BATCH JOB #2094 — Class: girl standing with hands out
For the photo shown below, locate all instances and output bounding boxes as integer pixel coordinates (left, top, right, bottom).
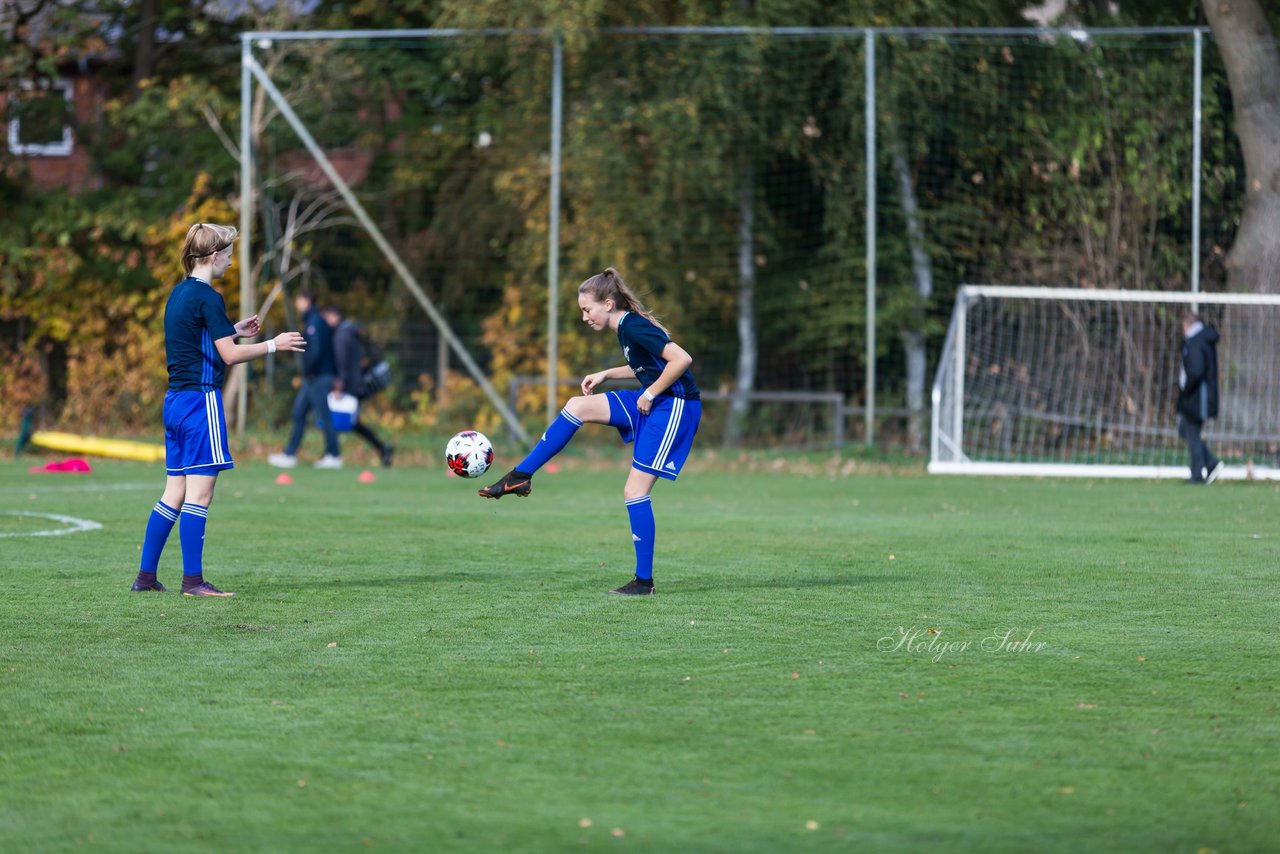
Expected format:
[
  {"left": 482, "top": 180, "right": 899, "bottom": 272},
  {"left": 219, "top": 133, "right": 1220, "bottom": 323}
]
[
  {"left": 479, "top": 268, "right": 701, "bottom": 595},
  {"left": 130, "top": 223, "right": 306, "bottom": 597}
]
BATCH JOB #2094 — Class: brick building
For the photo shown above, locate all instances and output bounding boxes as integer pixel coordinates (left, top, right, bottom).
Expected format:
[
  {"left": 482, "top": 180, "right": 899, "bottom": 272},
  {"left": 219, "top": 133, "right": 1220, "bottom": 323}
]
[{"left": 5, "top": 63, "right": 108, "bottom": 193}]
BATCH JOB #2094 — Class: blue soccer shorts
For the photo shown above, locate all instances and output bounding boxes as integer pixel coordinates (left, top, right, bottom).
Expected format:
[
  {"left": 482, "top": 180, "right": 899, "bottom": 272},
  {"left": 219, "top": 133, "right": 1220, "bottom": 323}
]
[
  {"left": 164, "top": 390, "right": 234, "bottom": 476},
  {"left": 606, "top": 390, "right": 702, "bottom": 480}
]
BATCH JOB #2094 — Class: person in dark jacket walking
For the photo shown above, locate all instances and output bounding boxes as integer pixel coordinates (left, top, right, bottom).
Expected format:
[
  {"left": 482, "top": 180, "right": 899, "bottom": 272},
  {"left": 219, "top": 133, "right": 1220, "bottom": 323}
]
[
  {"left": 268, "top": 289, "right": 343, "bottom": 469},
  {"left": 1177, "top": 312, "right": 1223, "bottom": 484},
  {"left": 322, "top": 304, "right": 394, "bottom": 467}
]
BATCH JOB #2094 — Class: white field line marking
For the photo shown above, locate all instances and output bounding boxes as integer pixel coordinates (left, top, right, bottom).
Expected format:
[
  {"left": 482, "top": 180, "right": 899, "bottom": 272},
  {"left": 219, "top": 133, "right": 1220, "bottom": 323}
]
[{"left": 0, "top": 511, "right": 105, "bottom": 538}]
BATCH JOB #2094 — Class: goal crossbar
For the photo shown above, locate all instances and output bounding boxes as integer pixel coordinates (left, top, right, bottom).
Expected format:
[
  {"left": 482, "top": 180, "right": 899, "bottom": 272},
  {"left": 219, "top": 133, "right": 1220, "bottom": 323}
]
[{"left": 960, "top": 284, "right": 1280, "bottom": 305}]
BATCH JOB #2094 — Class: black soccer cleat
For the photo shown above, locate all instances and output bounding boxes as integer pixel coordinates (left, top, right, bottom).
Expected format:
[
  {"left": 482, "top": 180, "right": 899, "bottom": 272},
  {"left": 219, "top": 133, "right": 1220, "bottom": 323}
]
[
  {"left": 130, "top": 576, "right": 167, "bottom": 592},
  {"left": 182, "top": 580, "right": 236, "bottom": 597},
  {"left": 608, "top": 577, "right": 656, "bottom": 596},
  {"left": 478, "top": 469, "right": 533, "bottom": 499}
]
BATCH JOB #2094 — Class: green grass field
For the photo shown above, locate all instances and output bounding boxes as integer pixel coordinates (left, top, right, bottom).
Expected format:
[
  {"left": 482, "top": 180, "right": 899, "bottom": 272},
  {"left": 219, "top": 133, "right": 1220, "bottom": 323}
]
[{"left": 2, "top": 452, "right": 1277, "bottom": 851}]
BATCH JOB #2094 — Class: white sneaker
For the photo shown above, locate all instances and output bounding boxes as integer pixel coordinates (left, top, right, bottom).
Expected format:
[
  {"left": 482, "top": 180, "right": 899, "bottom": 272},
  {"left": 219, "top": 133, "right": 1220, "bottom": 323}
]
[
  {"left": 1206, "top": 460, "right": 1225, "bottom": 484},
  {"left": 314, "top": 454, "right": 343, "bottom": 469},
  {"left": 268, "top": 453, "right": 297, "bottom": 469}
]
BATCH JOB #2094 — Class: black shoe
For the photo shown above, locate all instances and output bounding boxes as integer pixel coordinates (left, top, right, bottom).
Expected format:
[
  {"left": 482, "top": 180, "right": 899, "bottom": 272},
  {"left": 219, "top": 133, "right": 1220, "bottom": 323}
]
[
  {"left": 380, "top": 444, "right": 395, "bottom": 468},
  {"left": 182, "top": 580, "right": 235, "bottom": 597},
  {"left": 608, "top": 577, "right": 656, "bottom": 595},
  {"left": 1184, "top": 478, "right": 1205, "bottom": 485},
  {"left": 478, "top": 469, "right": 532, "bottom": 499},
  {"left": 130, "top": 576, "right": 167, "bottom": 592}
]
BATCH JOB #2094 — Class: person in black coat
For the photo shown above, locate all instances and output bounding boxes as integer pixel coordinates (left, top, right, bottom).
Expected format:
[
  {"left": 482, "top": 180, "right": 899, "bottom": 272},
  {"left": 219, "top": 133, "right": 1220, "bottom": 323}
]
[{"left": 1177, "top": 312, "right": 1223, "bottom": 484}]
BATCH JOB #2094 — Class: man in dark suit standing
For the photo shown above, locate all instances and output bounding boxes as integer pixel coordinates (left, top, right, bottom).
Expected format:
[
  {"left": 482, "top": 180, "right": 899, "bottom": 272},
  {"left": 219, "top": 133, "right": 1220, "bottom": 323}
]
[{"left": 1177, "top": 312, "right": 1223, "bottom": 484}]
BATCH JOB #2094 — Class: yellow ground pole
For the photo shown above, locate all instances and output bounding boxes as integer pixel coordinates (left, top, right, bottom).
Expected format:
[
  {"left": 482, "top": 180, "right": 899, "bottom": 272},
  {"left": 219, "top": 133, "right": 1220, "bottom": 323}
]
[{"left": 30, "top": 431, "right": 166, "bottom": 462}]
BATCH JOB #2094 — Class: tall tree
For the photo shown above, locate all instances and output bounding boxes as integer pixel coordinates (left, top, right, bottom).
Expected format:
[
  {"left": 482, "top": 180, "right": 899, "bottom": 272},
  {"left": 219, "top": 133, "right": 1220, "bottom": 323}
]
[{"left": 1201, "top": 0, "right": 1280, "bottom": 293}]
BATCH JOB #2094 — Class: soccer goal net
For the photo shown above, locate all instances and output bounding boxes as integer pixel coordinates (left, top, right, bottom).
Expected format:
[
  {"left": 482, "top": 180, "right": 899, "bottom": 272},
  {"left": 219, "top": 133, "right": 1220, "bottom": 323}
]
[{"left": 930, "top": 286, "right": 1280, "bottom": 480}]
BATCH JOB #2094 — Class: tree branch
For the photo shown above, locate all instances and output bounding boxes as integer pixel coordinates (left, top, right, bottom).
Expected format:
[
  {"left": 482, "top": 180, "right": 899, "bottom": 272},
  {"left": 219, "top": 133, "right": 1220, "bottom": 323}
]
[{"left": 199, "top": 102, "right": 240, "bottom": 163}]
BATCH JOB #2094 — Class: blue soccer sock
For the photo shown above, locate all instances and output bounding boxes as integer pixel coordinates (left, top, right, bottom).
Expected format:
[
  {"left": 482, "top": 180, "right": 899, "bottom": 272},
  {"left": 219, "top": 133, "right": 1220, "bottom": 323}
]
[
  {"left": 516, "top": 409, "right": 583, "bottom": 474},
  {"left": 179, "top": 503, "right": 209, "bottom": 579},
  {"left": 626, "top": 495, "right": 656, "bottom": 581},
  {"left": 139, "top": 501, "right": 179, "bottom": 573}
]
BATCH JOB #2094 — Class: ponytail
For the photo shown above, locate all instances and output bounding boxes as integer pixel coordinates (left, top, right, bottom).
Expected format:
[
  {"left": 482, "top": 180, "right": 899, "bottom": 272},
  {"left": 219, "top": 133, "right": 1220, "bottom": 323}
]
[
  {"left": 180, "top": 223, "right": 238, "bottom": 274},
  {"left": 578, "top": 267, "right": 668, "bottom": 334}
]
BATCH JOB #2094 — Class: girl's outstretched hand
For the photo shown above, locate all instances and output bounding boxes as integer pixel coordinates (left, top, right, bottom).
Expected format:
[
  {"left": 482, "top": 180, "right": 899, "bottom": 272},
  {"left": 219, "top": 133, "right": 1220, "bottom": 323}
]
[{"left": 274, "top": 332, "right": 306, "bottom": 353}]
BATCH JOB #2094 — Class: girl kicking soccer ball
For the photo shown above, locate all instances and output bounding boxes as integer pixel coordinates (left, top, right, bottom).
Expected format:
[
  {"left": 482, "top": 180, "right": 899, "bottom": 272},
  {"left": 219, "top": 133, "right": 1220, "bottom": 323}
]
[{"left": 479, "top": 267, "right": 701, "bottom": 595}]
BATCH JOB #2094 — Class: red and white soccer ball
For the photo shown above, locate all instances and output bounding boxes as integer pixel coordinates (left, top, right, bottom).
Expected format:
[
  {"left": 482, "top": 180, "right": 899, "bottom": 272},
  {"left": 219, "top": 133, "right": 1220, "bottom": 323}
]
[{"left": 445, "top": 430, "right": 494, "bottom": 479}]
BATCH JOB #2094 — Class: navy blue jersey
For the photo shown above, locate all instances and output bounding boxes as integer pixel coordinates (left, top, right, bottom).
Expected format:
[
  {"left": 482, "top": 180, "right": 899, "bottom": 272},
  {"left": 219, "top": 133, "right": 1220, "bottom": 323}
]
[
  {"left": 616, "top": 311, "right": 700, "bottom": 400},
  {"left": 164, "top": 277, "right": 237, "bottom": 391}
]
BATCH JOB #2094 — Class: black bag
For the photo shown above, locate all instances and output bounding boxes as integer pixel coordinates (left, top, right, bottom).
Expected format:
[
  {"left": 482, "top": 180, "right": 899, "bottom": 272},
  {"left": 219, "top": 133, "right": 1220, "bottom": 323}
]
[
  {"left": 362, "top": 358, "right": 392, "bottom": 394},
  {"left": 351, "top": 324, "right": 392, "bottom": 395}
]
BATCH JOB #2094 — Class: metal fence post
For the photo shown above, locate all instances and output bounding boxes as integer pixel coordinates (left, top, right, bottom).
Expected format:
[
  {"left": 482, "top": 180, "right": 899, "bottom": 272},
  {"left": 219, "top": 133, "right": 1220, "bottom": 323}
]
[
  {"left": 238, "top": 36, "right": 254, "bottom": 436},
  {"left": 547, "top": 33, "right": 564, "bottom": 425},
  {"left": 1191, "top": 27, "right": 1203, "bottom": 306},
  {"left": 865, "top": 29, "right": 877, "bottom": 448}
]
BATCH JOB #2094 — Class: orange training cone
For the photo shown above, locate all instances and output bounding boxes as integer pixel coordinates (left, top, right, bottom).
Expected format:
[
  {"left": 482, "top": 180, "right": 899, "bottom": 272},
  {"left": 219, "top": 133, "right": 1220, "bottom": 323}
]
[
  {"left": 358, "top": 470, "right": 376, "bottom": 483},
  {"left": 275, "top": 472, "right": 293, "bottom": 485}
]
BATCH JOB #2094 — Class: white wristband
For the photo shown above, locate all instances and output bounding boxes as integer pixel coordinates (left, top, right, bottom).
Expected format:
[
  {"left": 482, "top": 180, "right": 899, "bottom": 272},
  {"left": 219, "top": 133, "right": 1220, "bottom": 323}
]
[
  {"left": 642, "top": 389, "right": 656, "bottom": 402},
  {"left": 266, "top": 339, "right": 276, "bottom": 354}
]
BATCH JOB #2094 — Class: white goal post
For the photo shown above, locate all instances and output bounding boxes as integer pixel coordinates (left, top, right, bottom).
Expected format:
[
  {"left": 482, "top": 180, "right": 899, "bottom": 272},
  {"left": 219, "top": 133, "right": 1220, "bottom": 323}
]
[{"left": 930, "top": 285, "right": 1280, "bottom": 480}]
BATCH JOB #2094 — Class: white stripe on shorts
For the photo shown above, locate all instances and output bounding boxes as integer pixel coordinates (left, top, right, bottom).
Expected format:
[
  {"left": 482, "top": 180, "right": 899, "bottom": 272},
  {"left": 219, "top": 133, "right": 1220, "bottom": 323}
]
[
  {"left": 204, "top": 391, "right": 225, "bottom": 465},
  {"left": 653, "top": 396, "right": 684, "bottom": 471}
]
